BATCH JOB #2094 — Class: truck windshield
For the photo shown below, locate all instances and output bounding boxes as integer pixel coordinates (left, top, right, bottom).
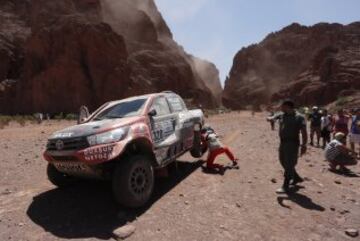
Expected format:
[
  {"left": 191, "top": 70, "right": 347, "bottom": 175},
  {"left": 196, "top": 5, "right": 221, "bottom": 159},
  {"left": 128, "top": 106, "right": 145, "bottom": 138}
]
[{"left": 93, "top": 98, "right": 147, "bottom": 121}]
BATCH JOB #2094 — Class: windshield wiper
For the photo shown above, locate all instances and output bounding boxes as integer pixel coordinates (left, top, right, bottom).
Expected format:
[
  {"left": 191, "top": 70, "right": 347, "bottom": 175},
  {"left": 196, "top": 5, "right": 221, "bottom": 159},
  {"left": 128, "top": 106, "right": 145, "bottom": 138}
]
[{"left": 93, "top": 115, "right": 123, "bottom": 121}]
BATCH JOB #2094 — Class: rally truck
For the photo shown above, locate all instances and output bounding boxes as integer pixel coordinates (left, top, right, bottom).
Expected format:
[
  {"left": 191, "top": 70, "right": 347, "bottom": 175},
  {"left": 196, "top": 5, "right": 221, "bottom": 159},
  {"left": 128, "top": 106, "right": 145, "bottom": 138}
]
[{"left": 43, "top": 91, "right": 205, "bottom": 208}]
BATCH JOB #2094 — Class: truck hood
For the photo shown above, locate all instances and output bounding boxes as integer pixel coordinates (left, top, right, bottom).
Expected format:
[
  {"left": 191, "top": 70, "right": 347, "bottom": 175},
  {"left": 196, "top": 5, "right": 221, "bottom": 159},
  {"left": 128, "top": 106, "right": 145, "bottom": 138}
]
[{"left": 49, "top": 116, "right": 144, "bottom": 139}]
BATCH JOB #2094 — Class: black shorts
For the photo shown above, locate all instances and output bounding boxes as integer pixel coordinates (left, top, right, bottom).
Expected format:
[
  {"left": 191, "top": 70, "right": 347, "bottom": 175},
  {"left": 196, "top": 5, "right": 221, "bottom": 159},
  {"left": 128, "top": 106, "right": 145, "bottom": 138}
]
[{"left": 321, "top": 129, "right": 331, "bottom": 138}]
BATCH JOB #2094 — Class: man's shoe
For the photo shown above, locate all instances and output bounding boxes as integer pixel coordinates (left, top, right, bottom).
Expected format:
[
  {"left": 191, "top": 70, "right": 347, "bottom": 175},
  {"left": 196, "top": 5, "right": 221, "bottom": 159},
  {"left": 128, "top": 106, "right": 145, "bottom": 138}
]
[
  {"left": 292, "top": 176, "right": 304, "bottom": 186},
  {"left": 328, "top": 163, "right": 337, "bottom": 172},
  {"left": 276, "top": 187, "right": 289, "bottom": 194},
  {"left": 339, "top": 166, "right": 351, "bottom": 173}
]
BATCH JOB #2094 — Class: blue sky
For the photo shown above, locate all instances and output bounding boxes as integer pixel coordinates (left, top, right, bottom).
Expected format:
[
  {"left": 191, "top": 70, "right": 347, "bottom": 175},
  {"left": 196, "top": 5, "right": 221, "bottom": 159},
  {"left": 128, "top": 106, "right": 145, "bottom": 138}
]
[{"left": 154, "top": 0, "right": 360, "bottom": 86}]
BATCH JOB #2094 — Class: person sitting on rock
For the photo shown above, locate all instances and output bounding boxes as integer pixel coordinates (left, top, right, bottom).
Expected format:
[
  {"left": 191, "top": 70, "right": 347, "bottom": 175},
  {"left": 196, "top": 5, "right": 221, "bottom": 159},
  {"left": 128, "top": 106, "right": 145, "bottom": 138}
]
[
  {"left": 201, "top": 126, "right": 238, "bottom": 170},
  {"left": 325, "top": 132, "right": 358, "bottom": 173}
]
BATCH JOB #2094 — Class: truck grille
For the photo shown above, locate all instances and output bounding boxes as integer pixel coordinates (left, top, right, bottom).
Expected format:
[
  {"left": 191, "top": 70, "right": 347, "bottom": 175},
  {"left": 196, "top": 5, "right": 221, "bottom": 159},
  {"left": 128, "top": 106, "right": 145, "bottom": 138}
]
[
  {"left": 47, "top": 137, "right": 89, "bottom": 151},
  {"left": 51, "top": 156, "right": 79, "bottom": 161}
]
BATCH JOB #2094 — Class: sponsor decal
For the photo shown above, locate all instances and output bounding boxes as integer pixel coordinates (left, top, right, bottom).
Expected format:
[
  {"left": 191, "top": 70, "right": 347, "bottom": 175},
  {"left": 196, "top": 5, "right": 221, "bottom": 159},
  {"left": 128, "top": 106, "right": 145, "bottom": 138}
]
[
  {"left": 53, "top": 162, "right": 96, "bottom": 175},
  {"left": 153, "top": 119, "right": 175, "bottom": 143},
  {"left": 84, "top": 145, "right": 115, "bottom": 161},
  {"left": 53, "top": 132, "right": 74, "bottom": 138}
]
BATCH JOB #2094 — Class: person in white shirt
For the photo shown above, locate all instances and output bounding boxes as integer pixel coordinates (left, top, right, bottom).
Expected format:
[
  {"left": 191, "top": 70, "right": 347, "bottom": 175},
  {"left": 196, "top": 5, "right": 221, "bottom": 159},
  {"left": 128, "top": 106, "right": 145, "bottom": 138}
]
[
  {"left": 320, "top": 109, "right": 333, "bottom": 149},
  {"left": 325, "top": 132, "right": 357, "bottom": 173},
  {"left": 78, "top": 105, "right": 90, "bottom": 124},
  {"left": 201, "top": 126, "right": 238, "bottom": 170}
]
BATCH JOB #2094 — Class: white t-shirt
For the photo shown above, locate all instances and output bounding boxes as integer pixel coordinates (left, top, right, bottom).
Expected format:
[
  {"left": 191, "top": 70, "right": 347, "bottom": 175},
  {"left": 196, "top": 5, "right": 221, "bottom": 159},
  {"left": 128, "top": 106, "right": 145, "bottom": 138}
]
[
  {"left": 206, "top": 133, "right": 223, "bottom": 151},
  {"left": 321, "top": 115, "right": 332, "bottom": 131},
  {"left": 325, "top": 139, "right": 342, "bottom": 161}
]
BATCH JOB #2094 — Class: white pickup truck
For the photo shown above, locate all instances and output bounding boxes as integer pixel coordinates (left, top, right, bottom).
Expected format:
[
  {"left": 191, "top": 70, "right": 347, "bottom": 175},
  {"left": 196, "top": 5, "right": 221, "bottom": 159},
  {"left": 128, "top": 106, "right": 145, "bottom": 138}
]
[{"left": 43, "top": 91, "right": 206, "bottom": 207}]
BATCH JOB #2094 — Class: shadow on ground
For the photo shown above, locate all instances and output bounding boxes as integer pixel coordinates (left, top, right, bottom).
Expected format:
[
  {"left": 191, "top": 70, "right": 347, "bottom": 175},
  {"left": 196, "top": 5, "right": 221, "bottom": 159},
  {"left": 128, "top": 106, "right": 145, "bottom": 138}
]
[
  {"left": 201, "top": 164, "right": 240, "bottom": 176},
  {"left": 27, "top": 160, "right": 202, "bottom": 240},
  {"left": 277, "top": 186, "right": 326, "bottom": 212},
  {"left": 329, "top": 169, "right": 360, "bottom": 178}
]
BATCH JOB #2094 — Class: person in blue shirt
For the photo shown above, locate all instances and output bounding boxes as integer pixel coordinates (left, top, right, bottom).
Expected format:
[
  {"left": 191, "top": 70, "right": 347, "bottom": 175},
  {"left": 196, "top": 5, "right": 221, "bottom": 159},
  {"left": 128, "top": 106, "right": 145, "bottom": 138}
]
[{"left": 349, "top": 108, "right": 360, "bottom": 158}]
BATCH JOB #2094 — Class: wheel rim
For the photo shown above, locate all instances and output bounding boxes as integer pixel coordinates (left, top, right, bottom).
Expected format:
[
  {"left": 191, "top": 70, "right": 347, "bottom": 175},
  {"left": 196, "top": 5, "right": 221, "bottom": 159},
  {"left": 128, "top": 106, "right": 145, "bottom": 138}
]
[{"left": 130, "top": 166, "right": 149, "bottom": 195}]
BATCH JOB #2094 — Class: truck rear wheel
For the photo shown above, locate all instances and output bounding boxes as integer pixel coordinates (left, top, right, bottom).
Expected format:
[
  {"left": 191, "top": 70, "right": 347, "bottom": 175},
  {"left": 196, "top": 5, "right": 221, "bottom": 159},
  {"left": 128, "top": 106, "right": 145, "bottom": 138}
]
[
  {"left": 47, "top": 163, "right": 76, "bottom": 187},
  {"left": 112, "top": 155, "right": 154, "bottom": 208}
]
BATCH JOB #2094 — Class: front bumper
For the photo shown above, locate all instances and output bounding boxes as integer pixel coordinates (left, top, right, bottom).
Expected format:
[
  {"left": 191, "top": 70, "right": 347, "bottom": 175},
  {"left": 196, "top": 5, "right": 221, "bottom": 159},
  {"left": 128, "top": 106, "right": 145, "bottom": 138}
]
[
  {"left": 43, "top": 140, "right": 127, "bottom": 177},
  {"left": 44, "top": 140, "right": 127, "bottom": 164}
]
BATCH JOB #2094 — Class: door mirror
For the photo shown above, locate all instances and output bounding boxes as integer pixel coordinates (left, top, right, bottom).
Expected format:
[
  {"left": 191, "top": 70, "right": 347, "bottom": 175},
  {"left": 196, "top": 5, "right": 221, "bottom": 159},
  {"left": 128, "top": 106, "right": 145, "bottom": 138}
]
[{"left": 148, "top": 109, "right": 157, "bottom": 117}]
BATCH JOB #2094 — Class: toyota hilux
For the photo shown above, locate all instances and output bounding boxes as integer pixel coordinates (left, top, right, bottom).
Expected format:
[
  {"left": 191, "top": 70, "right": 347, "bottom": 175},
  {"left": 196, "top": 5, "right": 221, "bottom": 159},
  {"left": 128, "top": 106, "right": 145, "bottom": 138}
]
[{"left": 43, "top": 91, "right": 205, "bottom": 207}]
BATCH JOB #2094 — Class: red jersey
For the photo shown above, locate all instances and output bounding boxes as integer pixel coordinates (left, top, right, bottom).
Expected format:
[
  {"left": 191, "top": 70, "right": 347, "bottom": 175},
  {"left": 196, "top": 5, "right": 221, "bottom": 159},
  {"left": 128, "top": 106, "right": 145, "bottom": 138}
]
[{"left": 334, "top": 115, "right": 349, "bottom": 135}]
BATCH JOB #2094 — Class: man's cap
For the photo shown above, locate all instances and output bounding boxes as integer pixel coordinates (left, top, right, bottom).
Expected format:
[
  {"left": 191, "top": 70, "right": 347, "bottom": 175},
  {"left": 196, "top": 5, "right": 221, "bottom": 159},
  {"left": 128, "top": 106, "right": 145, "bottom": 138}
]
[
  {"left": 334, "top": 132, "right": 345, "bottom": 141},
  {"left": 312, "top": 106, "right": 319, "bottom": 110}
]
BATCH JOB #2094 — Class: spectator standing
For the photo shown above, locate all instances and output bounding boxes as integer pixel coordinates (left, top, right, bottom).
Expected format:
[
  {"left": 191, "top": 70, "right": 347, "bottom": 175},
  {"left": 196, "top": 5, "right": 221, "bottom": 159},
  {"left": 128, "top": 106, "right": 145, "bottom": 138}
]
[
  {"left": 349, "top": 108, "right": 360, "bottom": 158},
  {"left": 309, "top": 106, "right": 322, "bottom": 146},
  {"left": 321, "top": 109, "right": 333, "bottom": 149}
]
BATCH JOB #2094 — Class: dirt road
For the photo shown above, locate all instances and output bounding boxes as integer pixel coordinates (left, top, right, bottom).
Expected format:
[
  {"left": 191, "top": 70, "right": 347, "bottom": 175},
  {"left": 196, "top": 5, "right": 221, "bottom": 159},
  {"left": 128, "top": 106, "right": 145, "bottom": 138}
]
[{"left": 1, "top": 112, "right": 359, "bottom": 241}]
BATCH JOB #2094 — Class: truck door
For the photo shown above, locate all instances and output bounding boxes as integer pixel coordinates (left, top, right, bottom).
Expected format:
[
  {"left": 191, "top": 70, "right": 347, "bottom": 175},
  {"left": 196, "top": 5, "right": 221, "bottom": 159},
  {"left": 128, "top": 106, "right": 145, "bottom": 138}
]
[
  {"left": 149, "top": 97, "right": 178, "bottom": 163},
  {"left": 166, "top": 94, "right": 194, "bottom": 150}
]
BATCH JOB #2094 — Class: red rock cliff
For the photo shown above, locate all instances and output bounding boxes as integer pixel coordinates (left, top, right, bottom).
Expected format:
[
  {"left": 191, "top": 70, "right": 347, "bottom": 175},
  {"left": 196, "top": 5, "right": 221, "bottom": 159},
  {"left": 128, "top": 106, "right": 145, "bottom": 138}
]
[
  {"left": 223, "top": 22, "right": 360, "bottom": 109},
  {"left": 0, "top": 0, "right": 220, "bottom": 114}
]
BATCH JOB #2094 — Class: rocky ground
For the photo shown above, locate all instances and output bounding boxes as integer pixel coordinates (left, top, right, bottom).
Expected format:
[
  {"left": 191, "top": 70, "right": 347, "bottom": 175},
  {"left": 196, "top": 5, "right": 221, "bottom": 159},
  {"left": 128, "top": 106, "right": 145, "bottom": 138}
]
[{"left": 0, "top": 112, "right": 360, "bottom": 241}]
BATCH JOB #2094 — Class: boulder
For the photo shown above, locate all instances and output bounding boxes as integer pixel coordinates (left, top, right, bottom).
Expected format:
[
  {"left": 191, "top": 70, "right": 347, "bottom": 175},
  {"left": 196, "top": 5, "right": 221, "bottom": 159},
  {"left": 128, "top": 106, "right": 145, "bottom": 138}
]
[{"left": 113, "top": 224, "right": 136, "bottom": 240}]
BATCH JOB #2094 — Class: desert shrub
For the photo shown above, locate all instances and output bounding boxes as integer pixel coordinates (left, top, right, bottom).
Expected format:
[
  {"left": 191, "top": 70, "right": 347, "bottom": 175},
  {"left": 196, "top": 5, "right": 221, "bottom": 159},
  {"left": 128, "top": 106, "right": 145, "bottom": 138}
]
[
  {"left": 15, "top": 116, "right": 26, "bottom": 126},
  {"left": 15, "top": 115, "right": 36, "bottom": 126},
  {"left": 0, "top": 115, "right": 36, "bottom": 128},
  {"left": 65, "top": 113, "right": 78, "bottom": 120},
  {"left": 54, "top": 113, "right": 64, "bottom": 120},
  {"left": 0, "top": 116, "right": 11, "bottom": 129}
]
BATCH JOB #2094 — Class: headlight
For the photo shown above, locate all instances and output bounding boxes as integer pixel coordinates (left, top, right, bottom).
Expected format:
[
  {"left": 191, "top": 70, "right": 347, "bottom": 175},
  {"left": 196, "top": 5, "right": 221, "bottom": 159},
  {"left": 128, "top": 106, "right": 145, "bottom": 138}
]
[{"left": 87, "top": 128, "right": 128, "bottom": 146}]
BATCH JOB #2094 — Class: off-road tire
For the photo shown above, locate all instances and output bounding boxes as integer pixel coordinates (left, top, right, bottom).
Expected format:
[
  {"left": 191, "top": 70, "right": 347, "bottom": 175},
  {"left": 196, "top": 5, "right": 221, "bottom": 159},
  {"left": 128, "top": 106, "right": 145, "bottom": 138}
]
[
  {"left": 112, "top": 155, "right": 154, "bottom": 208},
  {"left": 190, "top": 130, "right": 206, "bottom": 158},
  {"left": 47, "top": 163, "right": 76, "bottom": 187}
]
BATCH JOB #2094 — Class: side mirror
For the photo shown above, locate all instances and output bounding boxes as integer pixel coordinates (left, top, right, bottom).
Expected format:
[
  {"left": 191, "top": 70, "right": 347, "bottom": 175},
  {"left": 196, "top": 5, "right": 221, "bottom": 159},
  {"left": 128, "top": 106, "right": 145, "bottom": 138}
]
[{"left": 148, "top": 109, "right": 157, "bottom": 117}]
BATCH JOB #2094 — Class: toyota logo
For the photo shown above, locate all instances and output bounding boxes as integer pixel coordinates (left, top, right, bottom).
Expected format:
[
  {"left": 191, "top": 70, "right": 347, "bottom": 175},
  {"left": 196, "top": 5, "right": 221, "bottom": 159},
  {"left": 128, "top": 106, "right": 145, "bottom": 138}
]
[{"left": 55, "top": 140, "right": 64, "bottom": 150}]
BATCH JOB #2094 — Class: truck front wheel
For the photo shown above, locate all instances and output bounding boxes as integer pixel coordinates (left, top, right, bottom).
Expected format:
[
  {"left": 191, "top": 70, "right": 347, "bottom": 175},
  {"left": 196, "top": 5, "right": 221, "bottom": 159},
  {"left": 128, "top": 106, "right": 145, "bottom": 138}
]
[
  {"left": 190, "top": 127, "right": 207, "bottom": 158},
  {"left": 112, "top": 155, "right": 154, "bottom": 208},
  {"left": 47, "top": 163, "right": 76, "bottom": 187}
]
